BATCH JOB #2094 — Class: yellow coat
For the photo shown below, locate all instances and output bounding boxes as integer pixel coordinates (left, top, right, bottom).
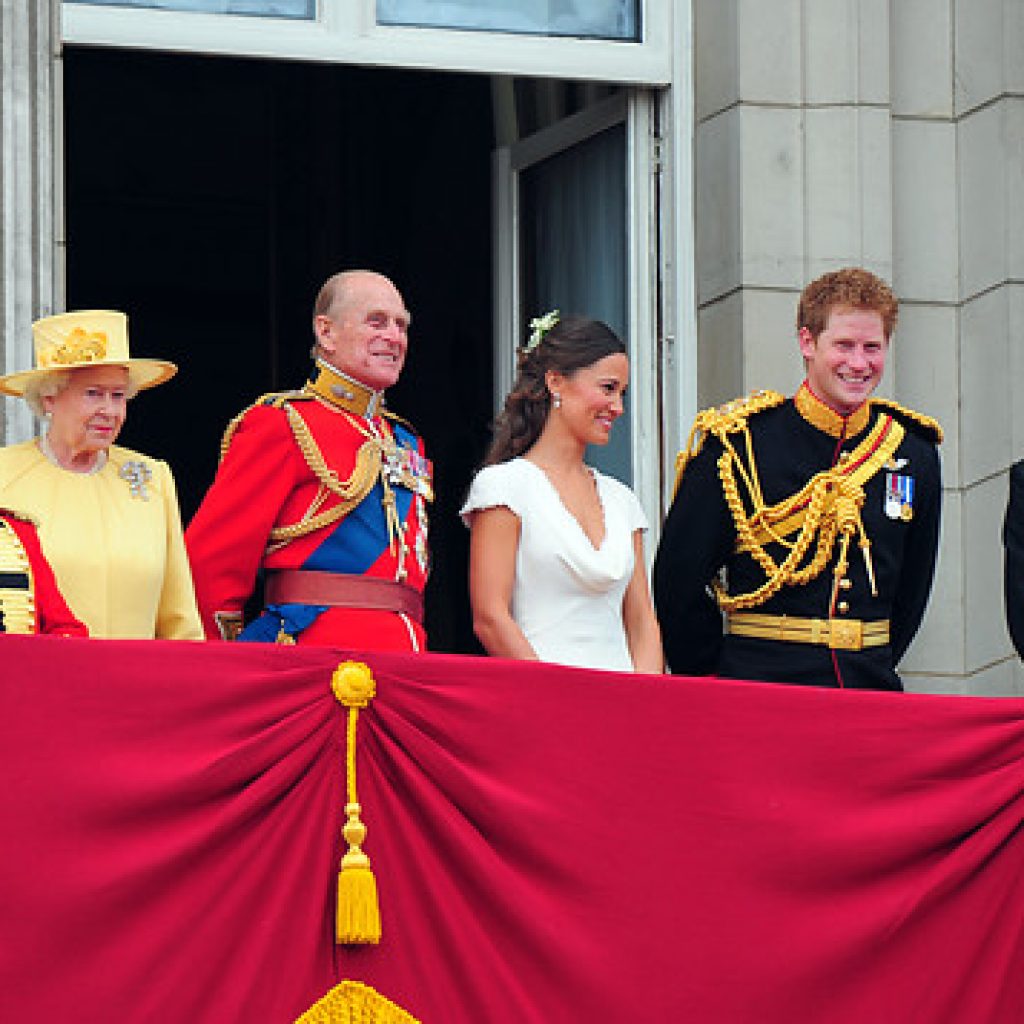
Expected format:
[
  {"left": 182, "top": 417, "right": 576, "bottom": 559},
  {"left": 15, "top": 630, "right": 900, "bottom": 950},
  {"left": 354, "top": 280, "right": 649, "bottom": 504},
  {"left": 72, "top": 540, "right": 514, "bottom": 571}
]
[{"left": 0, "top": 440, "right": 202, "bottom": 640}]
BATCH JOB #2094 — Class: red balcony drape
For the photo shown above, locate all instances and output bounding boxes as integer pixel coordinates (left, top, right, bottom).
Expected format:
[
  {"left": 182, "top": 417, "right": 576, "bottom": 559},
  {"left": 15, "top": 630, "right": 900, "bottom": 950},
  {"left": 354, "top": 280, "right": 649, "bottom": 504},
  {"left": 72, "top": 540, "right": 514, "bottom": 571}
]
[{"left": 3, "top": 634, "right": 1024, "bottom": 1023}]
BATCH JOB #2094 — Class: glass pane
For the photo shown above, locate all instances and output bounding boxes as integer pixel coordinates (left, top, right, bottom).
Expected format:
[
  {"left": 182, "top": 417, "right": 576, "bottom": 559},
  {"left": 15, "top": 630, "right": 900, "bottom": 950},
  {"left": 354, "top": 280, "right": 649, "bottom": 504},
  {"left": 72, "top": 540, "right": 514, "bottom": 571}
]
[
  {"left": 520, "top": 123, "right": 632, "bottom": 483},
  {"left": 64, "top": 0, "right": 314, "bottom": 18},
  {"left": 378, "top": 0, "right": 640, "bottom": 41}
]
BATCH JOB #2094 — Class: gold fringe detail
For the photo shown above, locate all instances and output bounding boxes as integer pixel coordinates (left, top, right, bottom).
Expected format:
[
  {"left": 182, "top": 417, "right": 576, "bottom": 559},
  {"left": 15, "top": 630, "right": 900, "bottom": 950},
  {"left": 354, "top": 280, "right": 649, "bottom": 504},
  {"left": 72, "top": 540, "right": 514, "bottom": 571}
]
[
  {"left": 295, "top": 981, "right": 420, "bottom": 1024},
  {"left": 218, "top": 391, "right": 303, "bottom": 462},
  {"left": 671, "top": 389, "right": 786, "bottom": 496},
  {"left": 331, "top": 662, "right": 381, "bottom": 945},
  {"left": 871, "top": 397, "right": 944, "bottom": 444}
]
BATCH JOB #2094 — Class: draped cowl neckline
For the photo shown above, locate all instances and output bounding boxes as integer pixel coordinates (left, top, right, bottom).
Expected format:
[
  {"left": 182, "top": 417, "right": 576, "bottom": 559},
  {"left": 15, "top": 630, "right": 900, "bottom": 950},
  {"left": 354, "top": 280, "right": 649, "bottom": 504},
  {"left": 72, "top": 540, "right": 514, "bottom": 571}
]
[{"left": 517, "top": 458, "right": 632, "bottom": 593}]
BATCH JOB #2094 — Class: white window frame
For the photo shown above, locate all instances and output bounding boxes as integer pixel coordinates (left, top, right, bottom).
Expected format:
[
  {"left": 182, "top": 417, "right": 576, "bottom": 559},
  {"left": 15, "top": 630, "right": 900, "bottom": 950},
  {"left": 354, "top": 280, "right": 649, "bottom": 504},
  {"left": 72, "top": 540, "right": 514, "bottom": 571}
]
[
  {"left": 63, "top": 0, "right": 671, "bottom": 85},
  {"left": 492, "top": 89, "right": 661, "bottom": 528}
]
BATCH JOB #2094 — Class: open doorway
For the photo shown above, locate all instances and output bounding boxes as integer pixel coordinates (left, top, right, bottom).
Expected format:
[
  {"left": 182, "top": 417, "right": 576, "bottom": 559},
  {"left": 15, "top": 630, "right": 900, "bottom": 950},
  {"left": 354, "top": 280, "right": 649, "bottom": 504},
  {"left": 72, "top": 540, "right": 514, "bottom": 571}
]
[{"left": 63, "top": 47, "right": 495, "bottom": 652}]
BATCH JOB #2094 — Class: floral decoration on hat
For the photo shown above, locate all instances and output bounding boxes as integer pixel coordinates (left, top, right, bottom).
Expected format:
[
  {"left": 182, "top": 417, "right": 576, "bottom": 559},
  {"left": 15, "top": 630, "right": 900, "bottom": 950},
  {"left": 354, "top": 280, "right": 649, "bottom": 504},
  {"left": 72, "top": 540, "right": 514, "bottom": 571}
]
[{"left": 41, "top": 328, "right": 108, "bottom": 368}]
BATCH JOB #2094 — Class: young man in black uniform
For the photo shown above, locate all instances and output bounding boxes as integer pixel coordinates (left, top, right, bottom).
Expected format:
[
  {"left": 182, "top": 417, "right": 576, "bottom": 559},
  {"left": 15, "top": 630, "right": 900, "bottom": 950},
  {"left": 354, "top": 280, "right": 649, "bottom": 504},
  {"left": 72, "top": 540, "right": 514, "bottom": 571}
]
[{"left": 653, "top": 268, "right": 942, "bottom": 690}]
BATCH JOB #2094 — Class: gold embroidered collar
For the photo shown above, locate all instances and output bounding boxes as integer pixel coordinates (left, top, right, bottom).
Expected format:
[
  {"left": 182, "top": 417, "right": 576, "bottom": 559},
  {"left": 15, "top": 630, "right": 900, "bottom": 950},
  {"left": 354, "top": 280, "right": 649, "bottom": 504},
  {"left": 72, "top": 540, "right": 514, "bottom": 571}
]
[
  {"left": 305, "top": 360, "right": 385, "bottom": 418},
  {"left": 794, "top": 382, "right": 871, "bottom": 438}
]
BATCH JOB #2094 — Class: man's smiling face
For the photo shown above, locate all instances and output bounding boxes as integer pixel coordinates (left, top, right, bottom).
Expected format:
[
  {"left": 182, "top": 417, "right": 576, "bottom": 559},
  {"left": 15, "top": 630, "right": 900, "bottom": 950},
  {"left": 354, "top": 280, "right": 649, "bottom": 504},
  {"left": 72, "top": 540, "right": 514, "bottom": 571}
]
[
  {"left": 314, "top": 273, "right": 411, "bottom": 392},
  {"left": 798, "top": 306, "right": 888, "bottom": 416}
]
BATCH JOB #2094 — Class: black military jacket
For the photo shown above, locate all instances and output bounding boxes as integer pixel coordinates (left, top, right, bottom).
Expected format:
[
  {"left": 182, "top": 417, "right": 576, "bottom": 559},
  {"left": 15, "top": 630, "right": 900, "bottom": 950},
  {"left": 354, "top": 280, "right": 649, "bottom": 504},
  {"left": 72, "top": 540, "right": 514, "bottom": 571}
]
[
  {"left": 1003, "top": 460, "right": 1024, "bottom": 660},
  {"left": 653, "top": 386, "right": 942, "bottom": 690}
]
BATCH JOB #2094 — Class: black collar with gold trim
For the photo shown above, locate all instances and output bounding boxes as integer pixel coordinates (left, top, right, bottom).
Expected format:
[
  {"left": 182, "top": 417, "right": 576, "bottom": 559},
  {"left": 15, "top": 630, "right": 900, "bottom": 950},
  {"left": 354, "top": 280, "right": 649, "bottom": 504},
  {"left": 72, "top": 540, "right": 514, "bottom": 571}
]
[
  {"left": 304, "top": 360, "right": 386, "bottom": 418},
  {"left": 794, "top": 381, "right": 871, "bottom": 439}
]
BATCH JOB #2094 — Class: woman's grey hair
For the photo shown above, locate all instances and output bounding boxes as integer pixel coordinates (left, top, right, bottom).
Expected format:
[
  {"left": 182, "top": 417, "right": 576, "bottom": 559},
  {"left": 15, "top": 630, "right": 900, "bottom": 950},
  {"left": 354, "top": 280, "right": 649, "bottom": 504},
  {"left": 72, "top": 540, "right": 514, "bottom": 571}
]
[
  {"left": 23, "top": 370, "right": 72, "bottom": 418},
  {"left": 22, "top": 366, "right": 139, "bottom": 418}
]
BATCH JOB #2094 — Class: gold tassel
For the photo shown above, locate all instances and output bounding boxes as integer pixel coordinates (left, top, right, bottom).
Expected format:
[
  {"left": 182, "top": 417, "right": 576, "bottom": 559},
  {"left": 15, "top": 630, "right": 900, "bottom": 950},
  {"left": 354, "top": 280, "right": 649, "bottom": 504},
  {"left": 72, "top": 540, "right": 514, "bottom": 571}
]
[
  {"left": 331, "top": 661, "right": 381, "bottom": 945},
  {"left": 336, "top": 802, "right": 380, "bottom": 944}
]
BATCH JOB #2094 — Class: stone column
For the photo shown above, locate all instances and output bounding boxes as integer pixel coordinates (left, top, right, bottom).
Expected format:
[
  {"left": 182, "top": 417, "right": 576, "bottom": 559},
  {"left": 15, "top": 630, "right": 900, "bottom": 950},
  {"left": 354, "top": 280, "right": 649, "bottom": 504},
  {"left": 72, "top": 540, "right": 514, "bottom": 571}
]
[
  {"left": 891, "top": 0, "right": 1024, "bottom": 694},
  {"left": 1, "top": 0, "right": 61, "bottom": 444},
  {"left": 693, "top": 0, "right": 894, "bottom": 405}
]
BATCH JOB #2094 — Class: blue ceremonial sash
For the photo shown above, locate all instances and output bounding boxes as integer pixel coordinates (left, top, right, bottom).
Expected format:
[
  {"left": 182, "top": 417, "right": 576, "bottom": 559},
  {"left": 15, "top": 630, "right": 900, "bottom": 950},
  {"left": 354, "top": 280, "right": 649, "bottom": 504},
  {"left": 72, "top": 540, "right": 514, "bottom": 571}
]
[{"left": 238, "top": 420, "right": 419, "bottom": 642}]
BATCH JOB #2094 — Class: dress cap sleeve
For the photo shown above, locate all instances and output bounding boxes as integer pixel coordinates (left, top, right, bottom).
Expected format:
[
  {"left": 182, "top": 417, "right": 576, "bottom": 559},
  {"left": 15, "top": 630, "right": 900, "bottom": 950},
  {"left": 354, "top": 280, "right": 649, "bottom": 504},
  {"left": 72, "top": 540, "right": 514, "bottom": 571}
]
[{"left": 459, "top": 461, "right": 527, "bottom": 528}]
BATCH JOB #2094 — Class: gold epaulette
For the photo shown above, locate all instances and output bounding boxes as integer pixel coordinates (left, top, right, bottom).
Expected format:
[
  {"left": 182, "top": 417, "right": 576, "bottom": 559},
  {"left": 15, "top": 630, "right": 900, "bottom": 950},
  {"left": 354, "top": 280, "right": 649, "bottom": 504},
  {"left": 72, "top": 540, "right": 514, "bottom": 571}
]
[
  {"left": 673, "top": 389, "right": 785, "bottom": 494},
  {"left": 218, "top": 390, "right": 310, "bottom": 463},
  {"left": 871, "top": 398, "right": 943, "bottom": 444},
  {"left": 0, "top": 507, "right": 40, "bottom": 528}
]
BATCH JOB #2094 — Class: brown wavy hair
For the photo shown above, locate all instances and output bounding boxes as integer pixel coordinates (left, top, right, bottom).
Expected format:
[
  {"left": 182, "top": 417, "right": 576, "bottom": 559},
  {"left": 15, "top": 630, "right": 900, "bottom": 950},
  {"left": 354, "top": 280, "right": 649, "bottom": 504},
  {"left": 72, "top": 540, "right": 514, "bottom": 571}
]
[
  {"left": 484, "top": 316, "right": 626, "bottom": 466},
  {"left": 797, "top": 267, "right": 899, "bottom": 340}
]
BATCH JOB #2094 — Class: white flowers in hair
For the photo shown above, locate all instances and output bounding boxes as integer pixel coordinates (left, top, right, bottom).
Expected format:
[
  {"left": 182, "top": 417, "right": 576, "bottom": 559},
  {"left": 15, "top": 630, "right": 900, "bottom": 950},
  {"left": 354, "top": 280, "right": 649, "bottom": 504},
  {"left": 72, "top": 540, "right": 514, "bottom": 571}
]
[{"left": 524, "top": 310, "right": 560, "bottom": 354}]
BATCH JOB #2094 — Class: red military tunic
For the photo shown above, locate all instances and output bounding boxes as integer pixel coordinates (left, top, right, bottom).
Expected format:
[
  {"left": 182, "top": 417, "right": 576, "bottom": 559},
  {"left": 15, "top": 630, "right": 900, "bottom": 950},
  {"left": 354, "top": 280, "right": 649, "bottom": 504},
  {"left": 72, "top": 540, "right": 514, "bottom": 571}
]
[
  {"left": 0, "top": 510, "right": 88, "bottom": 637},
  {"left": 186, "top": 363, "right": 431, "bottom": 650}
]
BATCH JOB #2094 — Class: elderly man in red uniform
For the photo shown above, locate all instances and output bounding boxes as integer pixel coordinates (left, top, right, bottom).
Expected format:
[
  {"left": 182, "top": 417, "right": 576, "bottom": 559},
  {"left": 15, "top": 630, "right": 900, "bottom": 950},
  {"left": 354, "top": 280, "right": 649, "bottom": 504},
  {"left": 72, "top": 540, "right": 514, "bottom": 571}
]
[
  {"left": 186, "top": 270, "right": 431, "bottom": 649},
  {"left": 0, "top": 509, "right": 87, "bottom": 636}
]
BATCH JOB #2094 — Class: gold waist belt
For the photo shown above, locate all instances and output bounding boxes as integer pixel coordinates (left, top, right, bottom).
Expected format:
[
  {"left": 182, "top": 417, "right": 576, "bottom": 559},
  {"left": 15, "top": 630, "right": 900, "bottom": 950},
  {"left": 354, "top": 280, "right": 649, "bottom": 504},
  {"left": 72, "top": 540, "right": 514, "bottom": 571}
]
[{"left": 726, "top": 612, "right": 890, "bottom": 651}]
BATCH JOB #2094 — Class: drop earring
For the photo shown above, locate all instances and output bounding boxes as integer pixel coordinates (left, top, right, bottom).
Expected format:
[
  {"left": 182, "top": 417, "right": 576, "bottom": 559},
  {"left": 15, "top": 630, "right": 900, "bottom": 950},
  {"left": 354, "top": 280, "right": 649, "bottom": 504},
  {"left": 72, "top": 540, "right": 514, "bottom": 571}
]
[{"left": 552, "top": 393, "right": 561, "bottom": 409}]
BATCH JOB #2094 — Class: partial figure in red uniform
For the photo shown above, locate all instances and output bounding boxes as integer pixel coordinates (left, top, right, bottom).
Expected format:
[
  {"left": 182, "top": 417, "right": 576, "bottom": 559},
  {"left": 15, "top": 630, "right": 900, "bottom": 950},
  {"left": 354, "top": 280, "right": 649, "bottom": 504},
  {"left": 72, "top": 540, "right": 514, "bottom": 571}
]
[
  {"left": 0, "top": 509, "right": 87, "bottom": 636},
  {"left": 186, "top": 270, "right": 431, "bottom": 650}
]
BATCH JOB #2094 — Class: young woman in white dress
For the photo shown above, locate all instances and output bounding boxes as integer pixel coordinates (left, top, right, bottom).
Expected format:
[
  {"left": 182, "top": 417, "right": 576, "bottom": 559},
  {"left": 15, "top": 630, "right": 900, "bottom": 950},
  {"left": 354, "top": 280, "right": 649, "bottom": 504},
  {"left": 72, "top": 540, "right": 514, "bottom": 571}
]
[{"left": 461, "top": 314, "right": 663, "bottom": 673}]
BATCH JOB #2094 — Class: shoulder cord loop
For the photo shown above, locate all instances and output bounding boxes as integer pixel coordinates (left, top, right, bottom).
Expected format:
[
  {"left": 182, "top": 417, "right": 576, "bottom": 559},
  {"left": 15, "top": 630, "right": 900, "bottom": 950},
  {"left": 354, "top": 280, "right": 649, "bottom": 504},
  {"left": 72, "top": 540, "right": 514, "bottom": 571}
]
[
  {"left": 713, "top": 415, "right": 901, "bottom": 612},
  {"left": 267, "top": 404, "right": 383, "bottom": 544}
]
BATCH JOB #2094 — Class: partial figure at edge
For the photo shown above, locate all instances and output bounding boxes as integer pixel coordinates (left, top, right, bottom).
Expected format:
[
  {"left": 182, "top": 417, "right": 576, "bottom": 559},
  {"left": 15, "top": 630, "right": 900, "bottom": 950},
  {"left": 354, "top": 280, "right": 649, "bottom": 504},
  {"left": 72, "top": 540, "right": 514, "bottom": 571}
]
[
  {"left": 1003, "top": 460, "right": 1024, "bottom": 659},
  {"left": 0, "top": 507, "right": 87, "bottom": 636}
]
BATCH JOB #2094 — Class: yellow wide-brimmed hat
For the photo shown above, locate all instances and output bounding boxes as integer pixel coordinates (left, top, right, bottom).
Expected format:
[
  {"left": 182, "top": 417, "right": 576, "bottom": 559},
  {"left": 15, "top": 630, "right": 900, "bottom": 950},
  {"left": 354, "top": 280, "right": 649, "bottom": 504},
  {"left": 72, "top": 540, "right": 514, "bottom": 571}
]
[{"left": 0, "top": 310, "right": 177, "bottom": 397}]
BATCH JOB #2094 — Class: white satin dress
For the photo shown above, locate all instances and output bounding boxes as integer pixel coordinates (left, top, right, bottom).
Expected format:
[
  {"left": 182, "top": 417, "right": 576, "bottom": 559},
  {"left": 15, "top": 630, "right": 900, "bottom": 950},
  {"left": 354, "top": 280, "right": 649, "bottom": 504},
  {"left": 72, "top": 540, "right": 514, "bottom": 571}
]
[{"left": 461, "top": 457, "right": 648, "bottom": 672}]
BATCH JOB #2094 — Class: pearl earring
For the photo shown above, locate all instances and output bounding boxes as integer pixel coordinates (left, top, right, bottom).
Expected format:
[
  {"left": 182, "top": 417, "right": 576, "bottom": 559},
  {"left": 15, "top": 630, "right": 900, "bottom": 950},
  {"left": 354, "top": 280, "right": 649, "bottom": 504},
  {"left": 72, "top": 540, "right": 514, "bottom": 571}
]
[{"left": 552, "top": 393, "right": 561, "bottom": 409}]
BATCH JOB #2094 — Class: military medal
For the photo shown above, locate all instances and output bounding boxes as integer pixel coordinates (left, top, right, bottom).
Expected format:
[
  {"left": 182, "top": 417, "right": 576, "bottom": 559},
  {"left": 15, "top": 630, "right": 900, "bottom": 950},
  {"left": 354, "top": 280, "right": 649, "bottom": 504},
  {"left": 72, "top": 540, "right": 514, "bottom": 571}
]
[
  {"left": 884, "top": 469, "right": 914, "bottom": 521},
  {"left": 382, "top": 443, "right": 433, "bottom": 500},
  {"left": 414, "top": 495, "right": 430, "bottom": 574}
]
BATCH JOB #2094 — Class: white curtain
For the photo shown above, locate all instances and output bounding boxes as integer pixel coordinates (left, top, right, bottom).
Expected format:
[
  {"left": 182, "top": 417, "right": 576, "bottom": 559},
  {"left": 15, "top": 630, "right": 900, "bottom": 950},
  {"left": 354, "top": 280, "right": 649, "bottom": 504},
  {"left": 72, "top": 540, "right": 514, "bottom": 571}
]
[{"left": 520, "top": 123, "right": 631, "bottom": 482}]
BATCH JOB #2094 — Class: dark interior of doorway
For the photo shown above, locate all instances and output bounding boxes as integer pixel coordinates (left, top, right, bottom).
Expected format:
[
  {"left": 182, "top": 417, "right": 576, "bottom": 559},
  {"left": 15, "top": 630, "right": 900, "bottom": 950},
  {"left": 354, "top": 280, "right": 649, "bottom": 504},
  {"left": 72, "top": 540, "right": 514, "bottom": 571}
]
[{"left": 64, "top": 47, "right": 494, "bottom": 654}]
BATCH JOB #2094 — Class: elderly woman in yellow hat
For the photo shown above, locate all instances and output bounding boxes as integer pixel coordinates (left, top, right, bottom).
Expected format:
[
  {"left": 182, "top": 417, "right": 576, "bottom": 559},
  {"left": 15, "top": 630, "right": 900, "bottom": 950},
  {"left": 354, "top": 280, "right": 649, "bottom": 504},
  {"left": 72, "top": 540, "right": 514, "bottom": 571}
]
[{"left": 0, "top": 310, "right": 202, "bottom": 639}]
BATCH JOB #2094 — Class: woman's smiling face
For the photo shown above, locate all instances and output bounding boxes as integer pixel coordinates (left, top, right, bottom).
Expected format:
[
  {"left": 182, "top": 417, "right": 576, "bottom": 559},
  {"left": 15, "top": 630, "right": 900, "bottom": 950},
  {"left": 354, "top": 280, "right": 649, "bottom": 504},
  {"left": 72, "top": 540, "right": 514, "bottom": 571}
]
[{"left": 551, "top": 352, "right": 629, "bottom": 446}]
